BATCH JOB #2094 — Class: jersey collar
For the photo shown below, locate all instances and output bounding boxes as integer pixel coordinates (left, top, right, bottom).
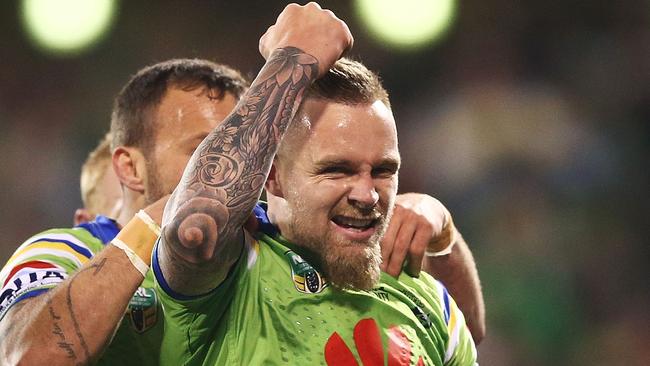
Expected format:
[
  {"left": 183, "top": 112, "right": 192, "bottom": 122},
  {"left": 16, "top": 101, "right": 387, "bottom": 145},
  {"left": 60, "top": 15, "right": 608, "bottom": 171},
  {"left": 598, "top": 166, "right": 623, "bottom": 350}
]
[{"left": 74, "top": 215, "right": 120, "bottom": 244}]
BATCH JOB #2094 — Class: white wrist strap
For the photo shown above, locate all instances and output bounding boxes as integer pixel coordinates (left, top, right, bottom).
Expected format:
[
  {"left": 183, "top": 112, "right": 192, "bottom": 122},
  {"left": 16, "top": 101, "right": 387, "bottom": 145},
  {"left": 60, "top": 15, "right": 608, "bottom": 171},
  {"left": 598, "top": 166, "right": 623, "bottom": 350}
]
[
  {"left": 425, "top": 212, "right": 458, "bottom": 257},
  {"left": 425, "top": 236, "right": 456, "bottom": 257},
  {"left": 136, "top": 210, "right": 161, "bottom": 236},
  {"left": 112, "top": 238, "right": 149, "bottom": 277}
]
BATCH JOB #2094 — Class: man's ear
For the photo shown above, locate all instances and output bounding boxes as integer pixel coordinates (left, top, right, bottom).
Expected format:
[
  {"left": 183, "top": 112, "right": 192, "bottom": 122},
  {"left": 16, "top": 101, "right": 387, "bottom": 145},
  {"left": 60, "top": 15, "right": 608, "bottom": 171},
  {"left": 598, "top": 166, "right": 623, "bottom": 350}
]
[
  {"left": 113, "top": 146, "right": 146, "bottom": 193},
  {"left": 265, "top": 162, "right": 284, "bottom": 198},
  {"left": 73, "top": 208, "right": 94, "bottom": 226}
]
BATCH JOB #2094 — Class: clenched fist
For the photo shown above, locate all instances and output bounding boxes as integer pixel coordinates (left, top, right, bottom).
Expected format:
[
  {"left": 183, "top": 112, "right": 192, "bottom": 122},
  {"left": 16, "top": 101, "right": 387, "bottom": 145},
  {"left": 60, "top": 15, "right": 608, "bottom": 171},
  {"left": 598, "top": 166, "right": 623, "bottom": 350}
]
[{"left": 259, "top": 2, "right": 353, "bottom": 78}]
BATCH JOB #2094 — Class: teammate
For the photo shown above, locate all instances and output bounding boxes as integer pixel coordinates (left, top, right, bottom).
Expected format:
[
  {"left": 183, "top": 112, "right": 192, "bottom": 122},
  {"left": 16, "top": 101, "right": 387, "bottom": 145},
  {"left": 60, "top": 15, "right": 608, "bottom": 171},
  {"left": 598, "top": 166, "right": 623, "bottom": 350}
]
[
  {"left": 155, "top": 3, "right": 476, "bottom": 365},
  {"left": 74, "top": 132, "right": 123, "bottom": 225},
  {"left": 0, "top": 60, "right": 248, "bottom": 365}
]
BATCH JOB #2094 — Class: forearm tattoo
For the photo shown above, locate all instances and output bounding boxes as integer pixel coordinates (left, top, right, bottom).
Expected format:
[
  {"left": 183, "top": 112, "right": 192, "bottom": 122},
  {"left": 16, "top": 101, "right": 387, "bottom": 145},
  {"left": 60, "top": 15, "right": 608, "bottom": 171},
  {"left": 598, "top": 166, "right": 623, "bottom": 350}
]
[
  {"left": 164, "top": 47, "right": 318, "bottom": 266},
  {"left": 48, "top": 258, "right": 107, "bottom": 364}
]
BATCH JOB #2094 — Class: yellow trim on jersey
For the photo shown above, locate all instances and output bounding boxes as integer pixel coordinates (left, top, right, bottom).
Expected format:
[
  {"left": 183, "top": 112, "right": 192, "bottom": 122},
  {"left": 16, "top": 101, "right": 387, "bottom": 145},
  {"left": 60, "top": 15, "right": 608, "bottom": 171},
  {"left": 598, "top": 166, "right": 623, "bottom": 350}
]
[{"left": 9, "top": 242, "right": 91, "bottom": 265}]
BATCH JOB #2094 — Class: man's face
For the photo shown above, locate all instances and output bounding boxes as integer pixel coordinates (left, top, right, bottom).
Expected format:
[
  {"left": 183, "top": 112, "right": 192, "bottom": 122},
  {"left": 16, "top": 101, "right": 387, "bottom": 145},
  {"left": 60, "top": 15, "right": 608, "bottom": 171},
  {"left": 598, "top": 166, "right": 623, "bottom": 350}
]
[
  {"left": 144, "top": 87, "right": 238, "bottom": 204},
  {"left": 274, "top": 99, "right": 400, "bottom": 290}
]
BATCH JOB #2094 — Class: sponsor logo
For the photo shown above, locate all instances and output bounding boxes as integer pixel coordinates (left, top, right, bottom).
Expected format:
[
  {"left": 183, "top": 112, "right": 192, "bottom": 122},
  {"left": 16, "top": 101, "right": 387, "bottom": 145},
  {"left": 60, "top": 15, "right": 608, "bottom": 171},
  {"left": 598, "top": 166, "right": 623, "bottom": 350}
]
[
  {"left": 0, "top": 270, "right": 66, "bottom": 316},
  {"left": 127, "top": 286, "right": 158, "bottom": 333},
  {"left": 324, "top": 318, "right": 426, "bottom": 366},
  {"left": 370, "top": 287, "right": 390, "bottom": 301},
  {"left": 398, "top": 289, "right": 433, "bottom": 329},
  {"left": 284, "top": 250, "right": 328, "bottom": 294}
]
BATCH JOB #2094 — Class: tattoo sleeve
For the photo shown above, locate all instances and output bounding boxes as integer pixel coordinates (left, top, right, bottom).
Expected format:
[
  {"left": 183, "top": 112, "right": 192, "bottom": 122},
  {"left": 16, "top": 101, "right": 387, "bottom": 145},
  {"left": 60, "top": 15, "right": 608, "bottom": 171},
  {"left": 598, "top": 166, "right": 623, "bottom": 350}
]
[{"left": 160, "top": 47, "right": 319, "bottom": 295}]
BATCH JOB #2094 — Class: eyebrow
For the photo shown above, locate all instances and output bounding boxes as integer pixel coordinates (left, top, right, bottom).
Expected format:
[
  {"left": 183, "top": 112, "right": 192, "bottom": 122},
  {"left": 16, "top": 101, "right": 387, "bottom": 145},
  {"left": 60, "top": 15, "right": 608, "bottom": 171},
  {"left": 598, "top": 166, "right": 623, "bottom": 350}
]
[{"left": 313, "top": 156, "right": 401, "bottom": 170}]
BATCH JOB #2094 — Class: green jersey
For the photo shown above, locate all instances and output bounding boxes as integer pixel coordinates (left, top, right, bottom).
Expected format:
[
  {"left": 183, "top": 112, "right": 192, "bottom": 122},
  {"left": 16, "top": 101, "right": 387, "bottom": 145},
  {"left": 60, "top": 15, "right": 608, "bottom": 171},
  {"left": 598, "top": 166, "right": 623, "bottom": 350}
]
[
  {"left": 153, "top": 204, "right": 476, "bottom": 365},
  {"left": 0, "top": 216, "right": 163, "bottom": 365}
]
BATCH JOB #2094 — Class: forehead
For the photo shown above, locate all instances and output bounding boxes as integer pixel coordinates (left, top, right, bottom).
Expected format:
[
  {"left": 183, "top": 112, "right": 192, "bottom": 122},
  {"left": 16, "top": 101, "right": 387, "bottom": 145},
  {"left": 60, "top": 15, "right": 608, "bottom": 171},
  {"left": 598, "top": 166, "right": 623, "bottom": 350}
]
[
  {"left": 297, "top": 99, "right": 399, "bottom": 163},
  {"left": 152, "top": 87, "right": 237, "bottom": 142}
]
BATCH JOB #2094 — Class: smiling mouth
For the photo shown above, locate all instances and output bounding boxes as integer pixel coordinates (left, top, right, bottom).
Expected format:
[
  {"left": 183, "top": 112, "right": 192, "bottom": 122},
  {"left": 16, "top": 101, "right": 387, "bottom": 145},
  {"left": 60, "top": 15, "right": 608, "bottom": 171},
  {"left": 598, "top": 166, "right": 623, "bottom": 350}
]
[{"left": 331, "top": 215, "right": 379, "bottom": 232}]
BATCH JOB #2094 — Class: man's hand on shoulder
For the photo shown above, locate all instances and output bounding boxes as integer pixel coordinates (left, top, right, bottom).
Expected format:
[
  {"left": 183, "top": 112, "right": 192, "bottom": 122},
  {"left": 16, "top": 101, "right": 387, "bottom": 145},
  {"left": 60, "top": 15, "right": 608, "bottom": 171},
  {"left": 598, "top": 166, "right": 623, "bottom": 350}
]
[{"left": 381, "top": 193, "right": 456, "bottom": 277}]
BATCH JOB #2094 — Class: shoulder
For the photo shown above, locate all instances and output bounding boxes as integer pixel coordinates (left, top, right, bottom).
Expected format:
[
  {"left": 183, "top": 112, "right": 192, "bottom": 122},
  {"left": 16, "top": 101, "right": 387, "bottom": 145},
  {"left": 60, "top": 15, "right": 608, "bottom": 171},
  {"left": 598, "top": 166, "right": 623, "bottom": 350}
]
[
  {"left": 0, "top": 226, "right": 104, "bottom": 320},
  {"left": 0, "top": 226, "right": 104, "bottom": 292}
]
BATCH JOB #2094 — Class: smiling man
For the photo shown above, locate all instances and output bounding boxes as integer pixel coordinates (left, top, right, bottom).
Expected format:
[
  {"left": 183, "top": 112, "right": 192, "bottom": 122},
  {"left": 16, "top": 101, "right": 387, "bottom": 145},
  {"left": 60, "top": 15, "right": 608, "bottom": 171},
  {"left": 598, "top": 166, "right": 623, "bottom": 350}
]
[
  {"left": 155, "top": 3, "right": 477, "bottom": 365},
  {"left": 266, "top": 92, "right": 401, "bottom": 291}
]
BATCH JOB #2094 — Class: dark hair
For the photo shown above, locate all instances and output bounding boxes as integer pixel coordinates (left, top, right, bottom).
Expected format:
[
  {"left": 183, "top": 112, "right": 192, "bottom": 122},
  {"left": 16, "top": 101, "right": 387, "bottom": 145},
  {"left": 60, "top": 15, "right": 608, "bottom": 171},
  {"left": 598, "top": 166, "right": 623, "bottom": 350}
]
[
  {"left": 306, "top": 58, "right": 390, "bottom": 108},
  {"left": 110, "top": 59, "right": 248, "bottom": 150}
]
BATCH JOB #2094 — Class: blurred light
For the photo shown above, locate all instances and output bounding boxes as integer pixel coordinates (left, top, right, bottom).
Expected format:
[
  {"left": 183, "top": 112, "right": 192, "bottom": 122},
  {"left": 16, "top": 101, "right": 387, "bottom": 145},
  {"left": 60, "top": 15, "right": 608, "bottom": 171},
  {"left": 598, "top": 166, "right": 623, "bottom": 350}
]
[
  {"left": 354, "top": 0, "right": 456, "bottom": 50},
  {"left": 20, "top": 0, "right": 117, "bottom": 56}
]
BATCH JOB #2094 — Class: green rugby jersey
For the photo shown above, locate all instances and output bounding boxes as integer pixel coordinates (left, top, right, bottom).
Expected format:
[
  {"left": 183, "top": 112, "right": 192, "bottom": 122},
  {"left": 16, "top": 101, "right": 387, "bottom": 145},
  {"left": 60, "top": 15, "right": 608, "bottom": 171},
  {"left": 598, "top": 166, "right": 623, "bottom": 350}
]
[
  {"left": 153, "top": 204, "right": 477, "bottom": 365},
  {"left": 0, "top": 216, "right": 163, "bottom": 365}
]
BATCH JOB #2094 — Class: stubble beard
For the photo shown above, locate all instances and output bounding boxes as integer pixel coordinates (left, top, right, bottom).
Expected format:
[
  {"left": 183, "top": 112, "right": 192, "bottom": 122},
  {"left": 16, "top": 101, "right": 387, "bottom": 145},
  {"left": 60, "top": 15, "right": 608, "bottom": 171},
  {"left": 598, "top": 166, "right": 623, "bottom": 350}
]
[
  {"left": 288, "top": 206, "right": 392, "bottom": 291},
  {"left": 144, "top": 158, "right": 167, "bottom": 205}
]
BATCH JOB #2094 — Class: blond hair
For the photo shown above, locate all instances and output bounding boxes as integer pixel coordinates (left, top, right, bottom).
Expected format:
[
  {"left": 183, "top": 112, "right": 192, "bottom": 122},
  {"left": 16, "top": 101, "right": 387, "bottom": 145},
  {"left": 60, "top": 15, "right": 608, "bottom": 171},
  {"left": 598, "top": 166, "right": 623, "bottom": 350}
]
[{"left": 80, "top": 133, "right": 115, "bottom": 215}]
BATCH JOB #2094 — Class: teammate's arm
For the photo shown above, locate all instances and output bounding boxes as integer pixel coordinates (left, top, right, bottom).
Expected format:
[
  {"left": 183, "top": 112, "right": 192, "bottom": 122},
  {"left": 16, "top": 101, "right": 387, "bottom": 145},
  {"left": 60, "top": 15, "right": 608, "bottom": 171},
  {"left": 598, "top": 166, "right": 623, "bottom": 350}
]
[
  {"left": 425, "top": 234, "right": 485, "bottom": 343},
  {"left": 381, "top": 192, "right": 485, "bottom": 342},
  {"left": 0, "top": 198, "right": 166, "bottom": 365},
  {"left": 157, "top": 3, "right": 353, "bottom": 296}
]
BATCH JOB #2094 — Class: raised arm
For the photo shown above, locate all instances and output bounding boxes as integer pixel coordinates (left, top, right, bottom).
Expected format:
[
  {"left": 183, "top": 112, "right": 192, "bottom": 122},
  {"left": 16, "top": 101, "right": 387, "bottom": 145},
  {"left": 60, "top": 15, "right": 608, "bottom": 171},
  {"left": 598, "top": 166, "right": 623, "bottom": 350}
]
[
  {"left": 381, "top": 192, "right": 486, "bottom": 343},
  {"left": 158, "top": 3, "right": 353, "bottom": 296}
]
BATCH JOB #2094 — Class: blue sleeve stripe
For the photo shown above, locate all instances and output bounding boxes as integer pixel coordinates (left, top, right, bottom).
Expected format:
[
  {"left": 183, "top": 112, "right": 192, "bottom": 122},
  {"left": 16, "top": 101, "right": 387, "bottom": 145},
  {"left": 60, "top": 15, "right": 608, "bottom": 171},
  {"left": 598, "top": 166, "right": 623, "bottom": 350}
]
[
  {"left": 152, "top": 240, "right": 205, "bottom": 301},
  {"left": 0, "top": 288, "right": 50, "bottom": 322},
  {"left": 152, "top": 234, "right": 246, "bottom": 301},
  {"left": 442, "top": 286, "right": 451, "bottom": 324},
  {"left": 28, "top": 238, "right": 93, "bottom": 259},
  {"left": 14, "top": 287, "right": 50, "bottom": 305}
]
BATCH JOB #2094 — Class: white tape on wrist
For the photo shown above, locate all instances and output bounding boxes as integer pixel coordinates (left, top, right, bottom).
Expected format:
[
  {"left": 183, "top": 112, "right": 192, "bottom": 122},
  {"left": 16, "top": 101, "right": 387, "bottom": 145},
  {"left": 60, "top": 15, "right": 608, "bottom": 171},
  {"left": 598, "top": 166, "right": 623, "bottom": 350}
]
[
  {"left": 425, "top": 239, "right": 456, "bottom": 257},
  {"left": 425, "top": 224, "right": 458, "bottom": 257},
  {"left": 112, "top": 238, "right": 149, "bottom": 277},
  {"left": 136, "top": 210, "right": 161, "bottom": 236}
]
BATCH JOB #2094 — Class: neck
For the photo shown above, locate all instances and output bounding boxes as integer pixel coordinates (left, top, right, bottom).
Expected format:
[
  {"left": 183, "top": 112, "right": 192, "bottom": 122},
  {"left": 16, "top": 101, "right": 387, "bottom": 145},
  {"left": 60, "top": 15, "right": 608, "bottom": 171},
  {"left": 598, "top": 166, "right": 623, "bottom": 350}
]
[
  {"left": 266, "top": 194, "right": 290, "bottom": 236},
  {"left": 116, "top": 191, "right": 145, "bottom": 228}
]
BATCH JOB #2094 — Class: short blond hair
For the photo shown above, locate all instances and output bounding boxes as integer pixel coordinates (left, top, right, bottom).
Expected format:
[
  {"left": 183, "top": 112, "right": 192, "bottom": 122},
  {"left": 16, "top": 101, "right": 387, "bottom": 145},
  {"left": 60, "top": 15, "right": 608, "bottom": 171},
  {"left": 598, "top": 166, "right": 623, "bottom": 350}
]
[
  {"left": 80, "top": 133, "right": 114, "bottom": 215},
  {"left": 306, "top": 58, "right": 390, "bottom": 108}
]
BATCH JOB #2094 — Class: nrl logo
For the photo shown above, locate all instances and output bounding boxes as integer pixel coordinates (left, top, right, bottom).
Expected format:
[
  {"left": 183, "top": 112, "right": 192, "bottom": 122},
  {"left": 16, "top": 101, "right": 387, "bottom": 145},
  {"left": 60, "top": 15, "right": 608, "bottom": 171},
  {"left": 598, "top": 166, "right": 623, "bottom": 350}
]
[
  {"left": 284, "top": 250, "right": 328, "bottom": 294},
  {"left": 127, "top": 286, "right": 158, "bottom": 333}
]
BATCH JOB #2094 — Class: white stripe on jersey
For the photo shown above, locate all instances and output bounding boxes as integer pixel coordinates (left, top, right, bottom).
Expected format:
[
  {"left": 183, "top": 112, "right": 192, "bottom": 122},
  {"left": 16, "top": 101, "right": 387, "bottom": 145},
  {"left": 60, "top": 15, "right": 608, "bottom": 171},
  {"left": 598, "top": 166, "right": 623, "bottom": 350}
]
[
  {"left": 1, "top": 247, "right": 86, "bottom": 280},
  {"left": 0, "top": 232, "right": 93, "bottom": 279},
  {"left": 245, "top": 233, "right": 259, "bottom": 270},
  {"left": 444, "top": 295, "right": 466, "bottom": 363}
]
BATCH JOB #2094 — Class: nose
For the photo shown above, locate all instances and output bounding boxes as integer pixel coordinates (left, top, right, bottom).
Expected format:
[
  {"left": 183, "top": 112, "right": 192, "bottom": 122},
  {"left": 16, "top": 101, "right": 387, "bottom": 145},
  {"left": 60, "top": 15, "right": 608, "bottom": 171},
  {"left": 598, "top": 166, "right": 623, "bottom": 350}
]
[{"left": 348, "top": 174, "right": 379, "bottom": 209}]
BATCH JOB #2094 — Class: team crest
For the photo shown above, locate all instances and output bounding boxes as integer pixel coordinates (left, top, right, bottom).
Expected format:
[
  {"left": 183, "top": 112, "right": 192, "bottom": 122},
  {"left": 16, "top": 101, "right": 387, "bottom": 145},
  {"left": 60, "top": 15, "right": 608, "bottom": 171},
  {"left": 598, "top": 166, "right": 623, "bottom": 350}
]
[
  {"left": 284, "top": 250, "right": 327, "bottom": 294},
  {"left": 127, "top": 286, "right": 158, "bottom": 333}
]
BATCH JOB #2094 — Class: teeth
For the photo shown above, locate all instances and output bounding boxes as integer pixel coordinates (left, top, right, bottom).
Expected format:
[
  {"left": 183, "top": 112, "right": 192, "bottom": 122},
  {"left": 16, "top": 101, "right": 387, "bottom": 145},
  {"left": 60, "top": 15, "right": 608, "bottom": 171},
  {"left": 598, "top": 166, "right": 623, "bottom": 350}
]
[{"left": 332, "top": 216, "right": 375, "bottom": 229}]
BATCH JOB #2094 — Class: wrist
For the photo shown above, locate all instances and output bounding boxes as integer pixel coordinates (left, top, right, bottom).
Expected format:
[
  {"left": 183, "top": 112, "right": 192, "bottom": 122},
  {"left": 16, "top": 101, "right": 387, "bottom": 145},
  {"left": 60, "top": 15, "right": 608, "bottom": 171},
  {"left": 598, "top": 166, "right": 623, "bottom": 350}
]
[
  {"left": 425, "top": 211, "right": 457, "bottom": 257},
  {"left": 111, "top": 210, "right": 160, "bottom": 276}
]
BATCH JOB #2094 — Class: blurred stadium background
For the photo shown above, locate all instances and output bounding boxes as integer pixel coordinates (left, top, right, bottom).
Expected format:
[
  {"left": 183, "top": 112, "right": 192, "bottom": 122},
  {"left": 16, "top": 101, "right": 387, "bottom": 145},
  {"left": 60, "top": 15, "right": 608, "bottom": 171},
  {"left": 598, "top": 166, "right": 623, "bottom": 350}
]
[{"left": 0, "top": 0, "right": 648, "bottom": 364}]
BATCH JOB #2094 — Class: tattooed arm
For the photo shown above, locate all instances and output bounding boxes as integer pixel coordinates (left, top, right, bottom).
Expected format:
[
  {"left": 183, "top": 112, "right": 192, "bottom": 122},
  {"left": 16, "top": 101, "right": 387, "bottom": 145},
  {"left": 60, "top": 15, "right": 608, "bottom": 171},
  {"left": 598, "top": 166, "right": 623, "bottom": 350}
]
[
  {"left": 0, "top": 249, "right": 140, "bottom": 365},
  {"left": 0, "top": 197, "right": 168, "bottom": 365},
  {"left": 158, "top": 3, "right": 353, "bottom": 295}
]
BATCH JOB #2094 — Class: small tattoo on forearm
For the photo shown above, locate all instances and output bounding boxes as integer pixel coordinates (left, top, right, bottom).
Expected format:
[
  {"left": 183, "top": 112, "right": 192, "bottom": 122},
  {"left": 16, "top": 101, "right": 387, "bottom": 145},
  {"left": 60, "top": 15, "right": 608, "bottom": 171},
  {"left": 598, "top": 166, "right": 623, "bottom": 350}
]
[
  {"left": 66, "top": 267, "right": 95, "bottom": 361},
  {"left": 92, "top": 258, "right": 107, "bottom": 275},
  {"left": 48, "top": 302, "right": 77, "bottom": 360}
]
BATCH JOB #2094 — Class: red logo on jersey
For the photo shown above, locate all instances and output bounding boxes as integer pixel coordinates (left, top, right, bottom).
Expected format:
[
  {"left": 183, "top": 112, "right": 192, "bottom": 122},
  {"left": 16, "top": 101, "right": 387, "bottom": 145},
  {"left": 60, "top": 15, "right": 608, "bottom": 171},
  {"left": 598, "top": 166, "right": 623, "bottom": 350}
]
[{"left": 324, "top": 318, "right": 425, "bottom": 366}]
